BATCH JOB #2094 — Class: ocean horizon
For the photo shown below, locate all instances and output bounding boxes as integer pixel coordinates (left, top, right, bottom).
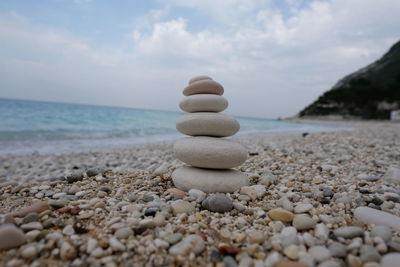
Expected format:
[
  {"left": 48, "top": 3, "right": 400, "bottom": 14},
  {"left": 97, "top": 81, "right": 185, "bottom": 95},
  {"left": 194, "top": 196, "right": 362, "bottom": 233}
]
[{"left": 0, "top": 98, "right": 332, "bottom": 155}]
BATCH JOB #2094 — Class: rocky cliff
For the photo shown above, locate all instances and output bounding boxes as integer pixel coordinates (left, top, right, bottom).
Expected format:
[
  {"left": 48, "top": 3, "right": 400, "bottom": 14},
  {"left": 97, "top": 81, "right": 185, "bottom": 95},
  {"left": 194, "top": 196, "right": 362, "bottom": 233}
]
[{"left": 299, "top": 40, "right": 400, "bottom": 119}]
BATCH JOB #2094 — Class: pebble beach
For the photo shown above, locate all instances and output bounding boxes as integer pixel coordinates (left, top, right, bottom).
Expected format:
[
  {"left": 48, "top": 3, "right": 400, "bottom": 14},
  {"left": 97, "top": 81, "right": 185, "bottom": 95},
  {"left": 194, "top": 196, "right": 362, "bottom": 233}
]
[{"left": 1, "top": 120, "right": 400, "bottom": 267}]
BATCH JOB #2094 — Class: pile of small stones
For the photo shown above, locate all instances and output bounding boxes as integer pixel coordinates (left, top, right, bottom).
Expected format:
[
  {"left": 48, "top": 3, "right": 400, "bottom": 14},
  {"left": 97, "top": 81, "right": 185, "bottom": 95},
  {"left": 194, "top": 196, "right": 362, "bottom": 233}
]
[
  {"left": 0, "top": 121, "right": 400, "bottom": 266},
  {"left": 172, "top": 75, "right": 249, "bottom": 193}
]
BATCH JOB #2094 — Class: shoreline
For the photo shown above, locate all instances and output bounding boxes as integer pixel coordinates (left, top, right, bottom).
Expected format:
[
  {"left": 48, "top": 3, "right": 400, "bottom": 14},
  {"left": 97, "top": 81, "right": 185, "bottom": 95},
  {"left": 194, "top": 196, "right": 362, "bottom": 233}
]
[
  {"left": 1, "top": 120, "right": 400, "bottom": 266},
  {"left": 0, "top": 123, "right": 344, "bottom": 184}
]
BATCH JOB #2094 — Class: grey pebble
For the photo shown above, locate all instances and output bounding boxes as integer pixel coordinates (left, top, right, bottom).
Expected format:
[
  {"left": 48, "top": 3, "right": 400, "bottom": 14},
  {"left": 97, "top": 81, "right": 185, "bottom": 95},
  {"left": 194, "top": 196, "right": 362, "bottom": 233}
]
[
  {"left": 142, "top": 194, "right": 154, "bottom": 202},
  {"left": 328, "top": 242, "right": 347, "bottom": 258},
  {"left": 370, "top": 225, "right": 392, "bottom": 243},
  {"left": 223, "top": 256, "right": 237, "bottom": 267},
  {"left": 292, "top": 214, "right": 316, "bottom": 230},
  {"left": 86, "top": 167, "right": 104, "bottom": 177},
  {"left": 48, "top": 200, "right": 66, "bottom": 210},
  {"left": 202, "top": 194, "right": 233, "bottom": 213},
  {"left": 281, "top": 233, "right": 299, "bottom": 247},
  {"left": 323, "top": 187, "right": 334, "bottom": 198},
  {"left": 318, "top": 260, "right": 341, "bottom": 267},
  {"left": 114, "top": 227, "right": 133, "bottom": 239},
  {"left": 366, "top": 175, "right": 381, "bottom": 182},
  {"left": 45, "top": 190, "right": 55, "bottom": 197},
  {"left": 66, "top": 173, "right": 84, "bottom": 183},
  {"left": 164, "top": 233, "right": 183, "bottom": 245},
  {"left": 22, "top": 212, "right": 39, "bottom": 224},
  {"left": 308, "top": 245, "right": 331, "bottom": 263},
  {"left": 99, "top": 186, "right": 112, "bottom": 194},
  {"left": 360, "top": 245, "right": 381, "bottom": 263},
  {"left": 333, "top": 226, "right": 364, "bottom": 238},
  {"left": 388, "top": 241, "right": 400, "bottom": 252},
  {"left": 238, "top": 195, "right": 251, "bottom": 202}
]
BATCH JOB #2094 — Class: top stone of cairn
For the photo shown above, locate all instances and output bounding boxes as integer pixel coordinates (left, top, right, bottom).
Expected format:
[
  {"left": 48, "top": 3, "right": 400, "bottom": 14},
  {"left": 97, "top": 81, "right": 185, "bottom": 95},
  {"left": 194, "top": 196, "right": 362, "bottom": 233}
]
[
  {"left": 188, "top": 75, "right": 212, "bottom": 84},
  {"left": 183, "top": 79, "right": 224, "bottom": 96}
]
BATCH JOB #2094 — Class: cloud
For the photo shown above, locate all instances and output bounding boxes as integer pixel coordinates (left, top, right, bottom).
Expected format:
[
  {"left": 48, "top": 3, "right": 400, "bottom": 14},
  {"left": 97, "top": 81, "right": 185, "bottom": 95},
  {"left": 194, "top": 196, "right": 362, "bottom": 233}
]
[{"left": 1, "top": 0, "right": 400, "bottom": 118}]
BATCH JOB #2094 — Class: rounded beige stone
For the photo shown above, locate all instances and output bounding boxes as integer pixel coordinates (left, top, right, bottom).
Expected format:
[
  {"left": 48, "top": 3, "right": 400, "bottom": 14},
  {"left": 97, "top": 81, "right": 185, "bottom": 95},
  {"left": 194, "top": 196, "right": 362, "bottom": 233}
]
[
  {"left": 176, "top": 113, "right": 239, "bottom": 137},
  {"left": 172, "top": 166, "right": 249, "bottom": 193},
  {"left": 268, "top": 208, "right": 294, "bottom": 222},
  {"left": 179, "top": 94, "right": 228, "bottom": 113},
  {"left": 173, "top": 137, "right": 248, "bottom": 169},
  {"left": 183, "top": 80, "right": 224, "bottom": 96},
  {"left": 189, "top": 75, "right": 212, "bottom": 84}
]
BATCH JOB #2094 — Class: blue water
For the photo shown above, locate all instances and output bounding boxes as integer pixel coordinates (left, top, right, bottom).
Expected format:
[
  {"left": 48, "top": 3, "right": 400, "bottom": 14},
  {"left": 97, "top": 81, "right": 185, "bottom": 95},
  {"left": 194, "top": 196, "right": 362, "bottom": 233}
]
[{"left": 0, "top": 98, "right": 331, "bottom": 155}]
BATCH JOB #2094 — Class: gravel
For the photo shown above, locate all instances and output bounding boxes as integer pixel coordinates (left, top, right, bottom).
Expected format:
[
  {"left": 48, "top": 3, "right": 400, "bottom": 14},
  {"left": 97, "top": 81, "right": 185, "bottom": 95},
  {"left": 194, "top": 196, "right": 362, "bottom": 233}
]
[{"left": 0, "top": 121, "right": 399, "bottom": 265}]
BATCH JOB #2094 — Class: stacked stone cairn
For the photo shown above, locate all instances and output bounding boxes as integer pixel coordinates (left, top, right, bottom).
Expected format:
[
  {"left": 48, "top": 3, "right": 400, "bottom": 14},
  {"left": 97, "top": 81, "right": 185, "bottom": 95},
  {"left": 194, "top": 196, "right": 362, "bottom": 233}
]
[{"left": 172, "top": 75, "right": 249, "bottom": 193}]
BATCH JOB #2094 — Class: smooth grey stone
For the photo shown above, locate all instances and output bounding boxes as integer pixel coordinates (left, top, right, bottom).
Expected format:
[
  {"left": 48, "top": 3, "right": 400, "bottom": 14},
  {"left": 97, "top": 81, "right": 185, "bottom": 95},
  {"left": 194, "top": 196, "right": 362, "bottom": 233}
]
[
  {"left": 382, "top": 253, "right": 400, "bottom": 267},
  {"left": 384, "top": 166, "right": 400, "bottom": 184},
  {"left": 171, "top": 200, "right": 195, "bottom": 214},
  {"left": 48, "top": 200, "right": 66, "bottom": 210},
  {"left": 202, "top": 194, "right": 233, "bottom": 213},
  {"left": 281, "top": 233, "right": 300, "bottom": 247},
  {"left": 354, "top": 206, "right": 400, "bottom": 230},
  {"left": 360, "top": 245, "right": 381, "bottom": 262},
  {"left": 114, "top": 227, "right": 133, "bottom": 239},
  {"left": 388, "top": 241, "right": 400, "bottom": 252},
  {"left": 164, "top": 233, "right": 183, "bottom": 245},
  {"left": 66, "top": 173, "right": 84, "bottom": 183},
  {"left": 0, "top": 224, "right": 27, "bottom": 250},
  {"left": 174, "top": 137, "right": 247, "bottom": 169},
  {"left": 45, "top": 190, "right": 55, "bottom": 197},
  {"left": 333, "top": 226, "right": 364, "bottom": 238},
  {"left": 172, "top": 166, "right": 248, "bottom": 193},
  {"left": 308, "top": 246, "right": 331, "bottom": 263},
  {"left": 370, "top": 225, "right": 392, "bottom": 243},
  {"left": 169, "top": 235, "right": 205, "bottom": 255},
  {"left": 180, "top": 94, "right": 228, "bottom": 113},
  {"left": 323, "top": 187, "right": 334, "bottom": 197},
  {"left": 22, "top": 213, "right": 39, "bottom": 224},
  {"left": 223, "top": 256, "right": 238, "bottom": 267},
  {"left": 86, "top": 167, "right": 104, "bottom": 177},
  {"left": 328, "top": 242, "right": 347, "bottom": 258},
  {"left": 292, "top": 214, "right": 316, "bottom": 230},
  {"left": 176, "top": 113, "right": 239, "bottom": 137}
]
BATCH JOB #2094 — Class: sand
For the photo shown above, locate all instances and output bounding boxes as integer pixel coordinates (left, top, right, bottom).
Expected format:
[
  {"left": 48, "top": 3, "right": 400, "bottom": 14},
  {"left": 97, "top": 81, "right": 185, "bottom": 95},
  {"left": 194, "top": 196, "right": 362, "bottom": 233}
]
[{"left": 0, "top": 120, "right": 400, "bottom": 266}]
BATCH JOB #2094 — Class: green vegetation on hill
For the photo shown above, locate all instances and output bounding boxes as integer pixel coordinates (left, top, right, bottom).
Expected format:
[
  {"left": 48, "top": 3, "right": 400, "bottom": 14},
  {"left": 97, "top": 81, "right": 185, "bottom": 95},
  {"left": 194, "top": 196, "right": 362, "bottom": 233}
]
[{"left": 299, "top": 40, "right": 400, "bottom": 119}]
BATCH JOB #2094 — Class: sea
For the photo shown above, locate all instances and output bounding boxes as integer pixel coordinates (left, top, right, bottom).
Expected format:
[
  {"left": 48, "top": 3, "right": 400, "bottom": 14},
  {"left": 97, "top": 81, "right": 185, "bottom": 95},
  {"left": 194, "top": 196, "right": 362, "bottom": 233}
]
[{"left": 0, "top": 98, "right": 333, "bottom": 155}]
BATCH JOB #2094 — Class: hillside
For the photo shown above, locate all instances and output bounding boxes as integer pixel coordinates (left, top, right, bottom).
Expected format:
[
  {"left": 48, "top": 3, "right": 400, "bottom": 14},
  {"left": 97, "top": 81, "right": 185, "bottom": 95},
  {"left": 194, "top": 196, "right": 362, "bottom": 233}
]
[{"left": 299, "top": 40, "right": 400, "bottom": 119}]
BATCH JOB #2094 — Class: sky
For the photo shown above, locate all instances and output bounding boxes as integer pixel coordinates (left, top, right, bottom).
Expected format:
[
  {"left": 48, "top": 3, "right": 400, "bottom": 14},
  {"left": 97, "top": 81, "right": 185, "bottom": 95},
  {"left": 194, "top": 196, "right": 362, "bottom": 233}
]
[{"left": 0, "top": 0, "right": 399, "bottom": 118}]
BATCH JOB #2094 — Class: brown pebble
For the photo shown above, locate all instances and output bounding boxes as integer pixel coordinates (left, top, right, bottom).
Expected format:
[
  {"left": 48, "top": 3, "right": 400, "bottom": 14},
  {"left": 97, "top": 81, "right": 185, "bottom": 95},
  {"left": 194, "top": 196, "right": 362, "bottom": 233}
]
[
  {"left": 12, "top": 201, "right": 50, "bottom": 217},
  {"left": 58, "top": 207, "right": 71, "bottom": 213},
  {"left": 218, "top": 244, "right": 239, "bottom": 255},
  {"left": 70, "top": 207, "right": 81, "bottom": 215},
  {"left": 277, "top": 261, "right": 308, "bottom": 267},
  {"left": 174, "top": 227, "right": 187, "bottom": 235},
  {"left": 197, "top": 231, "right": 207, "bottom": 241},
  {"left": 167, "top": 188, "right": 186, "bottom": 198},
  {"left": 3, "top": 215, "right": 16, "bottom": 225}
]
